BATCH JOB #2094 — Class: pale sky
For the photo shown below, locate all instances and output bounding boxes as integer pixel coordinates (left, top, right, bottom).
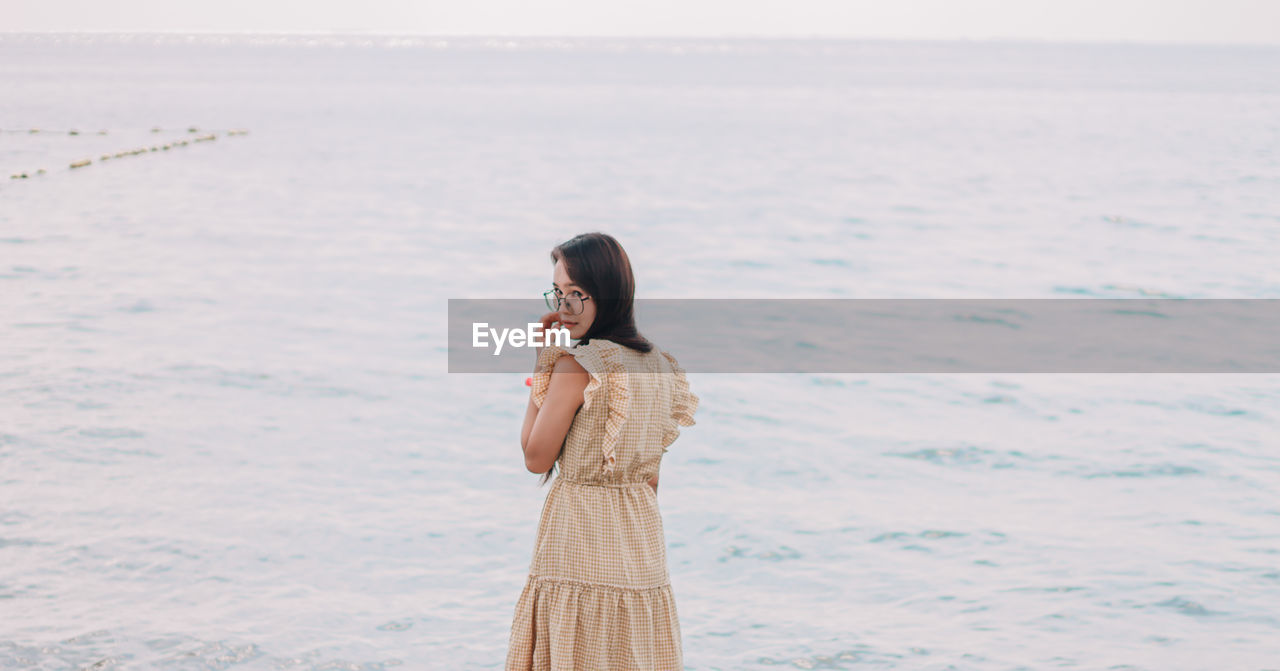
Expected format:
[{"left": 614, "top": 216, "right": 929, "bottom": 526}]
[{"left": 6, "top": 0, "right": 1280, "bottom": 45}]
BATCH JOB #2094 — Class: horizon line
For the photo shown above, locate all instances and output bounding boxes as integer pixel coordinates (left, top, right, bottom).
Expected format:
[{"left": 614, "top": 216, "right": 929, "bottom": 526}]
[{"left": 1, "top": 30, "right": 1278, "bottom": 49}]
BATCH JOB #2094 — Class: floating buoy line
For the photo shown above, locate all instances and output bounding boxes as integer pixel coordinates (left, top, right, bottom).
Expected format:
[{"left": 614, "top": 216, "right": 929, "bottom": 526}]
[{"left": 4, "top": 126, "right": 250, "bottom": 181}]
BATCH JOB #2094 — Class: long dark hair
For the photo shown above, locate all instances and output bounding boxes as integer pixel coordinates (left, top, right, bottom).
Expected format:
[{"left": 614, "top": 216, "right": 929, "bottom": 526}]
[
  {"left": 539, "top": 232, "right": 652, "bottom": 485},
  {"left": 551, "top": 232, "right": 652, "bottom": 354}
]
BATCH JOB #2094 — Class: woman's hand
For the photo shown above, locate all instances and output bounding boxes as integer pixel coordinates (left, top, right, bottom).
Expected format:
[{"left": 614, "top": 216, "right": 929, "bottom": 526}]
[
  {"left": 533, "top": 311, "right": 564, "bottom": 372},
  {"left": 536, "top": 311, "right": 564, "bottom": 351},
  {"left": 538, "top": 310, "right": 563, "bottom": 337}
]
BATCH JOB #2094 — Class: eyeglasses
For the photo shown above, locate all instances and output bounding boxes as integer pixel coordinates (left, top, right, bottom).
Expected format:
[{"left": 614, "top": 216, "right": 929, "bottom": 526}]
[{"left": 544, "top": 289, "right": 591, "bottom": 315}]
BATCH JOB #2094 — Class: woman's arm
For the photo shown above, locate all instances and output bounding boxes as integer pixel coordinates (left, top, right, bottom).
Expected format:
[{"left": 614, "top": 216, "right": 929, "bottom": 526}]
[{"left": 520, "top": 355, "right": 589, "bottom": 473}]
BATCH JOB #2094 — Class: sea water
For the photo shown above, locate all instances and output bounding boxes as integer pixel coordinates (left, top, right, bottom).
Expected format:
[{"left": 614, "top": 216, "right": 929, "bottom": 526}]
[{"left": 1, "top": 34, "right": 1278, "bottom": 670}]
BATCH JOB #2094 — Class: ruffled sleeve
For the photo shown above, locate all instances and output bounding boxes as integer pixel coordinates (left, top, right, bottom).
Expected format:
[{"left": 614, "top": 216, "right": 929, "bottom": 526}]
[
  {"left": 571, "top": 340, "right": 631, "bottom": 477},
  {"left": 660, "top": 350, "right": 699, "bottom": 452},
  {"left": 529, "top": 344, "right": 572, "bottom": 409}
]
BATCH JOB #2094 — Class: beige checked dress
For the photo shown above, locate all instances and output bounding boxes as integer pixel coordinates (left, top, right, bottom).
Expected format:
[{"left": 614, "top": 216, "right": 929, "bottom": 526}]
[{"left": 505, "top": 338, "right": 699, "bottom": 671}]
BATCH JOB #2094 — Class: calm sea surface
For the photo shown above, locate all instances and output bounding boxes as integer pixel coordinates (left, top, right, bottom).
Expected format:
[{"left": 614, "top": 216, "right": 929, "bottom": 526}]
[{"left": 2, "top": 33, "right": 1279, "bottom": 670}]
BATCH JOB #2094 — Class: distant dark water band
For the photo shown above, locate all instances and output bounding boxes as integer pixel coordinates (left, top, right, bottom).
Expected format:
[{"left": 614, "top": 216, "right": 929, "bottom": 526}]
[{"left": 448, "top": 299, "right": 1280, "bottom": 373}]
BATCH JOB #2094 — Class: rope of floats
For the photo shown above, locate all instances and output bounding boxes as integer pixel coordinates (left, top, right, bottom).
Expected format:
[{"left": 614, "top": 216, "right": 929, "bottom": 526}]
[{"left": 5, "top": 127, "right": 250, "bottom": 180}]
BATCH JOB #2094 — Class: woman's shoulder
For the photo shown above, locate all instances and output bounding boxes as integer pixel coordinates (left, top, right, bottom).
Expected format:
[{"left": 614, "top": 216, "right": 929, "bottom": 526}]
[
  {"left": 571, "top": 338, "right": 620, "bottom": 352},
  {"left": 574, "top": 339, "right": 675, "bottom": 369},
  {"left": 550, "top": 352, "right": 587, "bottom": 374},
  {"left": 568, "top": 340, "right": 676, "bottom": 389},
  {"left": 570, "top": 337, "right": 635, "bottom": 363},
  {"left": 567, "top": 339, "right": 621, "bottom": 375}
]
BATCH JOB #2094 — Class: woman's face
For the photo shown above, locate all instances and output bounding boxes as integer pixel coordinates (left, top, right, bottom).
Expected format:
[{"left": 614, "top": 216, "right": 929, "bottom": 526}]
[{"left": 552, "top": 258, "right": 595, "bottom": 340}]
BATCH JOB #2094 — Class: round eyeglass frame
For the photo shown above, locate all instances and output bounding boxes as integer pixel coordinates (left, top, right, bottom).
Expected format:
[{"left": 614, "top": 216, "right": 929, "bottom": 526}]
[{"left": 543, "top": 289, "right": 591, "bottom": 315}]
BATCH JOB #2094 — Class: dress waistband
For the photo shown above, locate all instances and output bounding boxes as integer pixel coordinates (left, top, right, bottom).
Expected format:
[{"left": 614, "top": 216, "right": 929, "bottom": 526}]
[{"left": 556, "top": 478, "right": 651, "bottom": 489}]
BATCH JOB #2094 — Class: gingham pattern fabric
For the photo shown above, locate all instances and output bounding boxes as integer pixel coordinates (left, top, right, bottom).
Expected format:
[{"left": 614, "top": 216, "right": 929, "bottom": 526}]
[{"left": 506, "top": 338, "right": 699, "bottom": 671}]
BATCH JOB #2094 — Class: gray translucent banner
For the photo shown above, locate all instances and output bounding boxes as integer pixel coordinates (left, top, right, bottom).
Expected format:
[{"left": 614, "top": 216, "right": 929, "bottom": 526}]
[{"left": 448, "top": 299, "right": 1280, "bottom": 373}]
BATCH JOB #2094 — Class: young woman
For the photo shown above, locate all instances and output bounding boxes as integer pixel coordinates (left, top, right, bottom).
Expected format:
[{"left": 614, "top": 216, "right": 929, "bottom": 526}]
[{"left": 505, "top": 232, "right": 699, "bottom": 670}]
